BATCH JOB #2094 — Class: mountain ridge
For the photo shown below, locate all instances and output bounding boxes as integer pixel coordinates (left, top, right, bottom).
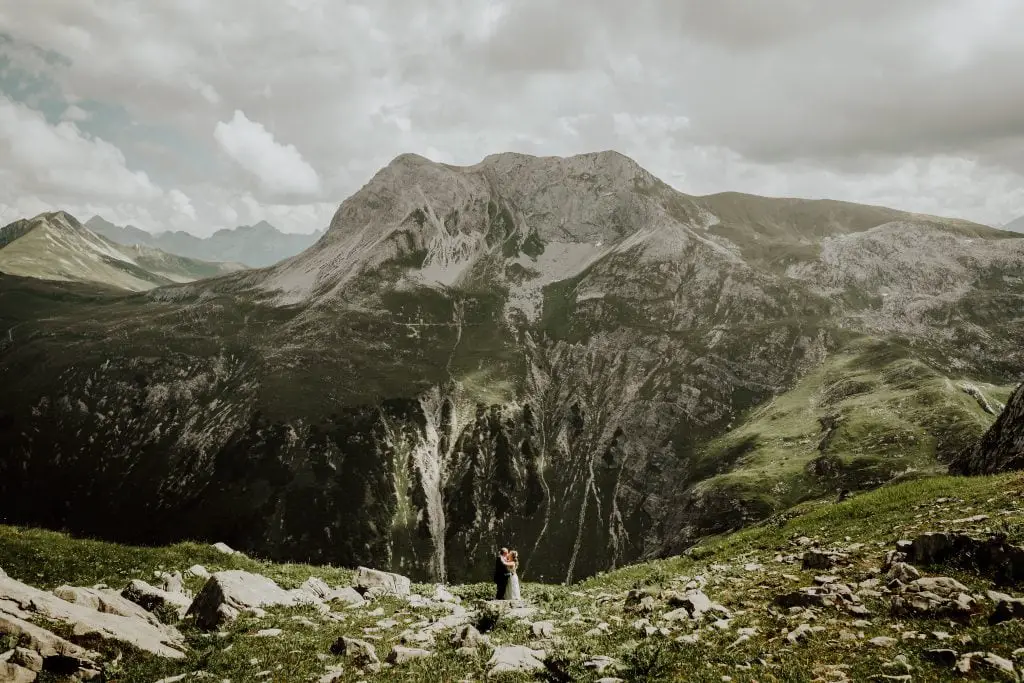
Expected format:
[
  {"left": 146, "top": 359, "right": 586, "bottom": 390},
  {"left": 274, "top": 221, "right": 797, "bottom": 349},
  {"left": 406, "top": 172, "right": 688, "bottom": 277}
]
[
  {"left": 87, "top": 216, "right": 325, "bottom": 268},
  {"left": 1, "top": 150, "right": 1022, "bottom": 585},
  {"left": 0, "top": 212, "right": 246, "bottom": 291}
]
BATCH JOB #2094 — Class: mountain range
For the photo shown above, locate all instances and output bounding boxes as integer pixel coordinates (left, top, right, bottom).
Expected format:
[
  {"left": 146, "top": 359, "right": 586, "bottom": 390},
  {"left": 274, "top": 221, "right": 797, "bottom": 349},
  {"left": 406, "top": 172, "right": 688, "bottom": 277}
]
[
  {"left": 0, "top": 212, "right": 246, "bottom": 291},
  {"left": 86, "top": 216, "right": 325, "bottom": 268},
  {"left": 0, "top": 150, "right": 1021, "bottom": 585}
]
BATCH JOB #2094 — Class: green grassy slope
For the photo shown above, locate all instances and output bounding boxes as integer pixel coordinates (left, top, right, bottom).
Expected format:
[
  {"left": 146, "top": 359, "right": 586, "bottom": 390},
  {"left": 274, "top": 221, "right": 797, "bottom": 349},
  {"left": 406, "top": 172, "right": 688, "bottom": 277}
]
[
  {"left": 658, "top": 336, "right": 1015, "bottom": 552},
  {"left": 2, "top": 472, "right": 1022, "bottom": 682}
]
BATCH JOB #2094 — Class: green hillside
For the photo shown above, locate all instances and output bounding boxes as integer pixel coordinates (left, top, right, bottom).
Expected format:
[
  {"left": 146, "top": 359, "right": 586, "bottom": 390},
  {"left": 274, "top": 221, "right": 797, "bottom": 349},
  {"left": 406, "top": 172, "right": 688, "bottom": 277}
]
[{"left": 2, "top": 472, "right": 1022, "bottom": 681}]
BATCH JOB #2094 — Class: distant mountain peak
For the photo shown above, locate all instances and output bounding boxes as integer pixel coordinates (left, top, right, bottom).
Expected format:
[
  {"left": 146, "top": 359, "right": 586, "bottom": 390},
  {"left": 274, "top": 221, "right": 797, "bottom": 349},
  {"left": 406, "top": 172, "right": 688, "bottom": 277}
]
[
  {"left": 88, "top": 216, "right": 319, "bottom": 268},
  {"left": 1004, "top": 215, "right": 1024, "bottom": 233},
  {"left": 0, "top": 211, "right": 245, "bottom": 290}
]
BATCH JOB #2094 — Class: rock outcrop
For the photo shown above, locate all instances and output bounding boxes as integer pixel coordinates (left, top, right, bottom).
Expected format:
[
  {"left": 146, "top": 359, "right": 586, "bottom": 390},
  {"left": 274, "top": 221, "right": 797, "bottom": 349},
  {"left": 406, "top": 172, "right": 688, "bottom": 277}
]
[
  {"left": 0, "top": 571, "right": 186, "bottom": 659},
  {"left": 353, "top": 567, "right": 411, "bottom": 597},
  {"left": 122, "top": 579, "right": 193, "bottom": 620},
  {"left": 186, "top": 570, "right": 320, "bottom": 629},
  {"left": 951, "top": 382, "right": 1024, "bottom": 475}
]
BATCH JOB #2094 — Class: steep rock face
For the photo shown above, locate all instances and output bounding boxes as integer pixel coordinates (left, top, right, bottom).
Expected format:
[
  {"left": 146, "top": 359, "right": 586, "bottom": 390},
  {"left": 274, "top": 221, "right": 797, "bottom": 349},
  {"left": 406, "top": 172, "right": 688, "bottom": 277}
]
[
  {"left": 951, "top": 383, "right": 1024, "bottom": 475},
  {"left": 1, "top": 151, "right": 1023, "bottom": 583}
]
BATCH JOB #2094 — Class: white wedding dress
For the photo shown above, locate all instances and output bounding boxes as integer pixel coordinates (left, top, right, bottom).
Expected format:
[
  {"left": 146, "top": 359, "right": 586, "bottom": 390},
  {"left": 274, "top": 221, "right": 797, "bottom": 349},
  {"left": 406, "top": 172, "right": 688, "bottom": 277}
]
[{"left": 507, "top": 571, "right": 521, "bottom": 601}]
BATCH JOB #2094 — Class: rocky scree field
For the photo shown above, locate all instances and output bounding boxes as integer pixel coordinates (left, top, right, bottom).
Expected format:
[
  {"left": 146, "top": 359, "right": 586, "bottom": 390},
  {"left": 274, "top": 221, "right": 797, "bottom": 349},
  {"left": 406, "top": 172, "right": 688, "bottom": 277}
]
[
  {"left": 1, "top": 472, "right": 1024, "bottom": 681},
  {"left": 1, "top": 151, "right": 1023, "bottom": 586}
]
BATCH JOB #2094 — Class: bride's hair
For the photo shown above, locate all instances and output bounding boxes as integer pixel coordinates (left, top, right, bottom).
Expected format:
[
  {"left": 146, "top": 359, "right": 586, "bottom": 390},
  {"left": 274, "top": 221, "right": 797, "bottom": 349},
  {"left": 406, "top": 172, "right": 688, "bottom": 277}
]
[{"left": 509, "top": 550, "right": 519, "bottom": 562}]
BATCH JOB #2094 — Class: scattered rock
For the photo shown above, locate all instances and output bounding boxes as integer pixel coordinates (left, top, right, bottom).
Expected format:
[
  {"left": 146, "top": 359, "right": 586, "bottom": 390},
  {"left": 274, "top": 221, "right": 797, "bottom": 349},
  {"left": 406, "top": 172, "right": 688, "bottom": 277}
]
[
  {"left": 330, "top": 636, "right": 380, "bottom": 670},
  {"left": 154, "top": 570, "right": 186, "bottom": 594},
  {"left": 432, "top": 585, "right": 458, "bottom": 603},
  {"left": 475, "top": 600, "right": 513, "bottom": 632},
  {"left": 330, "top": 587, "right": 367, "bottom": 608},
  {"left": 186, "top": 570, "right": 320, "bottom": 630},
  {"left": 883, "top": 654, "right": 912, "bottom": 673},
  {"left": 666, "top": 589, "right": 728, "bottom": 620},
  {"left": 0, "top": 611, "right": 103, "bottom": 679},
  {"left": 122, "top": 579, "right": 193, "bottom": 620},
  {"left": 891, "top": 576, "right": 978, "bottom": 621},
  {"left": 300, "top": 577, "right": 334, "bottom": 601},
  {"left": 583, "top": 655, "right": 617, "bottom": 673},
  {"left": 907, "top": 532, "right": 1024, "bottom": 585},
  {"left": 486, "top": 645, "right": 546, "bottom": 677},
  {"left": 624, "top": 590, "right": 658, "bottom": 613},
  {"left": 786, "top": 623, "right": 813, "bottom": 644},
  {"left": 254, "top": 628, "right": 282, "bottom": 637},
  {"left": 886, "top": 562, "right": 920, "bottom": 583},
  {"left": 317, "top": 666, "right": 345, "bottom": 683},
  {"left": 988, "top": 590, "right": 1024, "bottom": 624},
  {"left": 211, "top": 542, "right": 240, "bottom": 555},
  {"left": 869, "top": 637, "right": 897, "bottom": 648},
  {"left": 387, "top": 645, "right": 432, "bottom": 664},
  {"left": 8, "top": 647, "right": 44, "bottom": 673},
  {"left": 0, "top": 571, "right": 185, "bottom": 658},
  {"left": 0, "top": 663, "right": 37, "bottom": 683},
  {"left": 956, "top": 651, "right": 1017, "bottom": 678},
  {"left": 531, "top": 620, "right": 555, "bottom": 638},
  {"left": 451, "top": 624, "right": 487, "bottom": 648},
  {"left": 353, "top": 567, "right": 411, "bottom": 597},
  {"left": 53, "top": 584, "right": 161, "bottom": 624},
  {"left": 186, "top": 565, "right": 211, "bottom": 580},
  {"left": 802, "top": 549, "right": 848, "bottom": 570}
]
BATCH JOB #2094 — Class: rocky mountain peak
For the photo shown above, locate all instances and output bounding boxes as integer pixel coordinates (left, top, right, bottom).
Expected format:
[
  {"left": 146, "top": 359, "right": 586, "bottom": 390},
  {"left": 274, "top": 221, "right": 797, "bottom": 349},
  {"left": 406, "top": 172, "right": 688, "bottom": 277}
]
[
  {"left": 32, "top": 210, "right": 84, "bottom": 233},
  {"left": 261, "top": 150, "right": 688, "bottom": 304},
  {"left": 476, "top": 149, "right": 657, "bottom": 188}
]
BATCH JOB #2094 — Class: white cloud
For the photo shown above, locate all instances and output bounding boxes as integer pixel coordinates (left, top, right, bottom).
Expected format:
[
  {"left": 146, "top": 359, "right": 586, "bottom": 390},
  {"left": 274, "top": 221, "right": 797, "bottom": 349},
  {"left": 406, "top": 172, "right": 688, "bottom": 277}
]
[
  {"left": 168, "top": 189, "right": 197, "bottom": 221},
  {"left": 2, "top": 0, "right": 1024, "bottom": 232},
  {"left": 214, "top": 110, "right": 321, "bottom": 197},
  {"left": 0, "top": 95, "right": 160, "bottom": 202}
]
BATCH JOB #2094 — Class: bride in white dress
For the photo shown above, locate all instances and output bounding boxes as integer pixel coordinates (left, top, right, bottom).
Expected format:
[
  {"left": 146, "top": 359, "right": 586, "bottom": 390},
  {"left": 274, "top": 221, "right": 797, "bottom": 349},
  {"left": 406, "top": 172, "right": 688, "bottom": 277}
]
[{"left": 505, "top": 550, "right": 522, "bottom": 601}]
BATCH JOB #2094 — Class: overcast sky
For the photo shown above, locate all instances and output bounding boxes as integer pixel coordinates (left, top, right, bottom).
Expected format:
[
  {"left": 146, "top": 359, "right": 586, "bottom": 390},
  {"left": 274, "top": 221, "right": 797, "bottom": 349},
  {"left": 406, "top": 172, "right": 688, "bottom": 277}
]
[{"left": 2, "top": 0, "right": 1023, "bottom": 236}]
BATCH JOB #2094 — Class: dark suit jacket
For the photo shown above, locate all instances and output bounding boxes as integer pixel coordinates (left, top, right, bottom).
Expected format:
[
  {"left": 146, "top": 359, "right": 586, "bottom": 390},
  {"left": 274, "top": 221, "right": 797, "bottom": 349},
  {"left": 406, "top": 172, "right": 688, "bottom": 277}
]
[{"left": 494, "top": 554, "right": 510, "bottom": 582}]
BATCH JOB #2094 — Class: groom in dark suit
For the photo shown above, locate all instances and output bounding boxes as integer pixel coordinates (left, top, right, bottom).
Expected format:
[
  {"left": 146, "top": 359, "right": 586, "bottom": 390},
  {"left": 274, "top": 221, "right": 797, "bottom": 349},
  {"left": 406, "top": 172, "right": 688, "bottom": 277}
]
[{"left": 494, "top": 547, "right": 510, "bottom": 599}]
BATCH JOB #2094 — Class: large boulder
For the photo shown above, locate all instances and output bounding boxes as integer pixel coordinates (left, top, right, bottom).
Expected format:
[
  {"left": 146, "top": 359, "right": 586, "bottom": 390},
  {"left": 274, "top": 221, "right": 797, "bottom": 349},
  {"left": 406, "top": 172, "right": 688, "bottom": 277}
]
[
  {"left": 0, "top": 612, "right": 104, "bottom": 680},
  {"left": 891, "top": 576, "right": 979, "bottom": 621},
  {"left": 387, "top": 645, "right": 433, "bottom": 664},
  {"left": 53, "top": 585, "right": 161, "bottom": 624},
  {"left": 330, "top": 636, "right": 380, "bottom": 669},
  {"left": 0, "top": 662, "right": 37, "bottom": 683},
  {"left": 299, "top": 577, "right": 365, "bottom": 607},
  {"left": 153, "top": 570, "right": 186, "bottom": 594},
  {"left": 353, "top": 567, "right": 411, "bottom": 597},
  {"left": 122, "top": 579, "right": 193, "bottom": 620},
  {"left": 186, "top": 570, "right": 320, "bottom": 630},
  {"left": 951, "top": 382, "right": 1024, "bottom": 475},
  {"left": 906, "top": 533, "right": 1024, "bottom": 586},
  {"left": 487, "top": 645, "right": 547, "bottom": 677},
  {"left": 0, "top": 572, "right": 185, "bottom": 658}
]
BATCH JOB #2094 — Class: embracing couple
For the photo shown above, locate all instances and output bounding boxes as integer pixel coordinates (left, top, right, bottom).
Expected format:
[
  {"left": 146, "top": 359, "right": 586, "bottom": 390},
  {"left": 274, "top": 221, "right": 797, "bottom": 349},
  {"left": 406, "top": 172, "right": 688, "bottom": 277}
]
[{"left": 493, "top": 547, "right": 521, "bottom": 601}]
